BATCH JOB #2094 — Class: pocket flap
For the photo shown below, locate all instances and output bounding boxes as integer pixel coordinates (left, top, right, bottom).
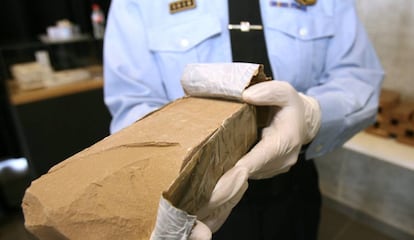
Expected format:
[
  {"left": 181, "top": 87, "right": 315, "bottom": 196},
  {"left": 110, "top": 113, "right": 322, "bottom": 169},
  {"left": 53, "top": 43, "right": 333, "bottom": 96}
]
[
  {"left": 266, "top": 12, "right": 334, "bottom": 40},
  {"left": 148, "top": 15, "right": 222, "bottom": 52}
]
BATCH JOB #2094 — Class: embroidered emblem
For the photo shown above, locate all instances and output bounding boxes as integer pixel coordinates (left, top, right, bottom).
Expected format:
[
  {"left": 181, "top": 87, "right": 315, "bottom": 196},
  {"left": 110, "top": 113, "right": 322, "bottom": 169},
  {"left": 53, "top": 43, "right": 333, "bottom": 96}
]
[
  {"left": 169, "top": 0, "right": 196, "bottom": 14},
  {"left": 269, "top": 1, "right": 307, "bottom": 11},
  {"left": 296, "top": 0, "right": 316, "bottom": 6}
]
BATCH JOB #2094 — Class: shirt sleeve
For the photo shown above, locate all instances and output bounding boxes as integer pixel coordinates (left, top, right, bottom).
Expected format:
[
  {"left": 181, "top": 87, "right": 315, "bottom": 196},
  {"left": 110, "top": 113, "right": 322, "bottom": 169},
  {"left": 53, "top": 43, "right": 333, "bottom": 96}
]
[
  {"left": 305, "top": 0, "right": 384, "bottom": 158},
  {"left": 104, "top": 0, "right": 170, "bottom": 134}
]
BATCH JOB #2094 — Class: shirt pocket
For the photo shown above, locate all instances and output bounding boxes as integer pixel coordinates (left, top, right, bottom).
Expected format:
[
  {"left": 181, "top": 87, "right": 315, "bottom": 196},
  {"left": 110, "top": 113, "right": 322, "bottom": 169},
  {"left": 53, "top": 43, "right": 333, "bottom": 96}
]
[
  {"left": 146, "top": 14, "right": 223, "bottom": 100},
  {"left": 265, "top": 11, "right": 334, "bottom": 91},
  {"left": 147, "top": 14, "right": 222, "bottom": 53}
]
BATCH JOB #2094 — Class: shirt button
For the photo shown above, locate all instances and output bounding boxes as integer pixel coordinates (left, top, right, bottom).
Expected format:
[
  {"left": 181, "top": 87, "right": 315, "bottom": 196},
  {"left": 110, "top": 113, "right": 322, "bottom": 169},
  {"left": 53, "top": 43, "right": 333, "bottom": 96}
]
[
  {"left": 299, "top": 27, "right": 308, "bottom": 37},
  {"left": 180, "top": 39, "right": 189, "bottom": 48}
]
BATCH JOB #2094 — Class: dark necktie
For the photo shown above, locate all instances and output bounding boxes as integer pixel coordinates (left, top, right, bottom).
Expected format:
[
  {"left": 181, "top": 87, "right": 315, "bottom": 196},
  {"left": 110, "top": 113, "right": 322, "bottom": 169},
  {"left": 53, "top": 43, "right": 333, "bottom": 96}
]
[{"left": 228, "top": 0, "right": 274, "bottom": 78}]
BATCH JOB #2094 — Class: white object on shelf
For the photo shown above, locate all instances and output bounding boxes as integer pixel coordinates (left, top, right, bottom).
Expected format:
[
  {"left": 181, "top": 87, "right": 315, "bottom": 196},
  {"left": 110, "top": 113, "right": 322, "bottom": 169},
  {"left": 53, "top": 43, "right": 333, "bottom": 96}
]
[
  {"left": 39, "top": 34, "right": 91, "bottom": 44},
  {"left": 46, "top": 69, "right": 91, "bottom": 87},
  {"left": 91, "top": 4, "right": 105, "bottom": 39},
  {"left": 45, "top": 19, "right": 81, "bottom": 42},
  {"left": 35, "top": 50, "right": 52, "bottom": 69},
  {"left": 11, "top": 62, "right": 53, "bottom": 91}
]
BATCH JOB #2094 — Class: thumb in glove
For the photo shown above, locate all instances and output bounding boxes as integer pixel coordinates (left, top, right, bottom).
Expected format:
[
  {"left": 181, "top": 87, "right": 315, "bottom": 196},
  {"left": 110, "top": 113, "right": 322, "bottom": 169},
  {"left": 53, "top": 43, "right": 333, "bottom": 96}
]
[
  {"left": 194, "top": 165, "right": 249, "bottom": 233},
  {"left": 150, "top": 166, "right": 249, "bottom": 240},
  {"left": 236, "top": 80, "right": 321, "bottom": 179}
]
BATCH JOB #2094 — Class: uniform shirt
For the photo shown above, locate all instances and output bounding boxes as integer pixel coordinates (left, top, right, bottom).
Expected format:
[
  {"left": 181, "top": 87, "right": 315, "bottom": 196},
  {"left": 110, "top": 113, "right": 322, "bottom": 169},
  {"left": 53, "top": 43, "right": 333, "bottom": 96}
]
[{"left": 104, "top": 0, "right": 384, "bottom": 159}]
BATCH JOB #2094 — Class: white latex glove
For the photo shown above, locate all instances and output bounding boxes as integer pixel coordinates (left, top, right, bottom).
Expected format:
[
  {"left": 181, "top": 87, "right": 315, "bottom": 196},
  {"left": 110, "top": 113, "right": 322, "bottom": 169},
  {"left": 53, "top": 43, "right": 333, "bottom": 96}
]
[
  {"left": 188, "top": 221, "right": 212, "bottom": 240},
  {"left": 194, "top": 166, "right": 249, "bottom": 233},
  {"left": 235, "top": 81, "right": 321, "bottom": 179},
  {"left": 150, "top": 166, "right": 249, "bottom": 240}
]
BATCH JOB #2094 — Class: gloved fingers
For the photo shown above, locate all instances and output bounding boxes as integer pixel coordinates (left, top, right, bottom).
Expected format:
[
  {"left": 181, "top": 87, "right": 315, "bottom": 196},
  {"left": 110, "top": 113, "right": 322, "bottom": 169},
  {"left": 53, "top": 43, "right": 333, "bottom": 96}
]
[
  {"left": 208, "top": 166, "right": 248, "bottom": 205},
  {"left": 242, "top": 80, "right": 297, "bottom": 107},
  {"left": 235, "top": 137, "right": 276, "bottom": 176},
  {"left": 235, "top": 131, "right": 302, "bottom": 179},
  {"left": 197, "top": 166, "right": 249, "bottom": 218},
  {"left": 247, "top": 146, "right": 301, "bottom": 179},
  {"left": 199, "top": 179, "right": 248, "bottom": 233},
  {"left": 189, "top": 220, "right": 212, "bottom": 240},
  {"left": 201, "top": 201, "right": 235, "bottom": 233},
  {"left": 243, "top": 80, "right": 306, "bottom": 142},
  {"left": 195, "top": 166, "right": 248, "bottom": 233},
  {"left": 298, "top": 93, "right": 322, "bottom": 143}
]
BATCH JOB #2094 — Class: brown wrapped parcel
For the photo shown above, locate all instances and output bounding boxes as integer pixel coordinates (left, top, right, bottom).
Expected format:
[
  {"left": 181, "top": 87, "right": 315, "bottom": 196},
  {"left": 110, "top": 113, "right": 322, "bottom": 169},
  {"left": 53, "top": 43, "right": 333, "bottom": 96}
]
[{"left": 22, "top": 97, "right": 258, "bottom": 239}]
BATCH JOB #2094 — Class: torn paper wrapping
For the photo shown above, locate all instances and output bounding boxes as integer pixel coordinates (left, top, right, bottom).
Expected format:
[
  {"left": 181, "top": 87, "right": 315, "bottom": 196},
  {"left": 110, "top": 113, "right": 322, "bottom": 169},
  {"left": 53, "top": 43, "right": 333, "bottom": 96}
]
[
  {"left": 150, "top": 196, "right": 196, "bottom": 240},
  {"left": 181, "top": 63, "right": 267, "bottom": 101},
  {"left": 22, "top": 62, "right": 270, "bottom": 239},
  {"left": 22, "top": 97, "right": 257, "bottom": 240}
]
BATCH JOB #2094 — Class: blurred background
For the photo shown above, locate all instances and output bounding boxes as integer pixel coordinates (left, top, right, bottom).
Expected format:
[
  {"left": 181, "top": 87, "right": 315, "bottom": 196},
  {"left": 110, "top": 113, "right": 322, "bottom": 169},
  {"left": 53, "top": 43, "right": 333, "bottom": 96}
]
[
  {"left": 0, "top": 0, "right": 413, "bottom": 239},
  {"left": 0, "top": 0, "right": 112, "bottom": 238}
]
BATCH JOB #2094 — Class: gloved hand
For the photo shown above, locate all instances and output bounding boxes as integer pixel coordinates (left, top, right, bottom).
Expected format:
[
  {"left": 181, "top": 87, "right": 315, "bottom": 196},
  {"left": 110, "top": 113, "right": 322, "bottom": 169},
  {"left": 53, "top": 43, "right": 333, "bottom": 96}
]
[
  {"left": 235, "top": 80, "right": 321, "bottom": 179},
  {"left": 194, "top": 166, "right": 248, "bottom": 234},
  {"left": 150, "top": 166, "right": 249, "bottom": 240}
]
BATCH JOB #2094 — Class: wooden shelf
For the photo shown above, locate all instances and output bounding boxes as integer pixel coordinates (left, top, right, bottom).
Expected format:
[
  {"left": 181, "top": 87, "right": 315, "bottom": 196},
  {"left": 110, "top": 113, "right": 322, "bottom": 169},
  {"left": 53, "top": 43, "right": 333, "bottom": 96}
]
[{"left": 9, "top": 78, "right": 103, "bottom": 106}]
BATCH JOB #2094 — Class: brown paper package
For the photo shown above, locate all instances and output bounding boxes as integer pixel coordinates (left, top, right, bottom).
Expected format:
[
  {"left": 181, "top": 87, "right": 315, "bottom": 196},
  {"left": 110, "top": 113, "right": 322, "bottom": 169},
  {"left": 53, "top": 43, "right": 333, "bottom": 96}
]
[{"left": 22, "top": 97, "right": 258, "bottom": 239}]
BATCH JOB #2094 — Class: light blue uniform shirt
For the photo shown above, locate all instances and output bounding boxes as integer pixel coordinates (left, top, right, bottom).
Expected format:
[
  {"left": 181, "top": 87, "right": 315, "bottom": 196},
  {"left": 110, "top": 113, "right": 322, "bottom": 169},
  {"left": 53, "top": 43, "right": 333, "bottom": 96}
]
[{"left": 104, "top": 0, "right": 384, "bottom": 159}]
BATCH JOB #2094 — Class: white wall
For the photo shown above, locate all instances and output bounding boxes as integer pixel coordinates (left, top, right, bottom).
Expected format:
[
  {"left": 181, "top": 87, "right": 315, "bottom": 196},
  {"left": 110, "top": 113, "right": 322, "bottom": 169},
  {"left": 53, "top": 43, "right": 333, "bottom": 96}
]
[
  {"left": 356, "top": 0, "right": 414, "bottom": 100},
  {"left": 315, "top": 2, "right": 414, "bottom": 238}
]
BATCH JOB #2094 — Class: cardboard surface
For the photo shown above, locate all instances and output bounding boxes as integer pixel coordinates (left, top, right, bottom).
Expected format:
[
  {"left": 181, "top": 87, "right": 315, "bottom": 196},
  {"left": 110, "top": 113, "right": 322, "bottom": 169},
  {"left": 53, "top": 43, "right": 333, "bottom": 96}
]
[{"left": 22, "top": 97, "right": 257, "bottom": 240}]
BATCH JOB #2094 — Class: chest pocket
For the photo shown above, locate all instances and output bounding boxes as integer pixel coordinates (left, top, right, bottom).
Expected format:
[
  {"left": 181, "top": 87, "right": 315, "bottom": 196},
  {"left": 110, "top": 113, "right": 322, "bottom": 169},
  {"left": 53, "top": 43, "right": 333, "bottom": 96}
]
[
  {"left": 264, "top": 10, "right": 334, "bottom": 91},
  {"left": 147, "top": 14, "right": 222, "bottom": 53},
  {"left": 146, "top": 14, "right": 223, "bottom": 100}
]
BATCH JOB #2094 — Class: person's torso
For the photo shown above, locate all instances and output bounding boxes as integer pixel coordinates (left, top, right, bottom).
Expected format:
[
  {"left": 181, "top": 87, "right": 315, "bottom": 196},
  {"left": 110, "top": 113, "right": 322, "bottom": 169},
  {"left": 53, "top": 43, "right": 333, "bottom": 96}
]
[{"left": 136, "top": 0, "right": 335, "bottom": 99}]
